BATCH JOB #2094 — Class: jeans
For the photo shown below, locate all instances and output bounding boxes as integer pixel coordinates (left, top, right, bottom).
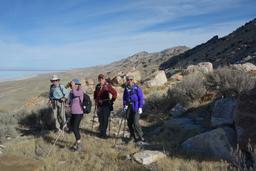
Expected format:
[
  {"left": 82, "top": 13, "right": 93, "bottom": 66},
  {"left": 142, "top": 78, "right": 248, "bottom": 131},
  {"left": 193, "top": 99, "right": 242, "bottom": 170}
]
[{"left": 97, "top": 105, "right": 111, "bottom": 136}]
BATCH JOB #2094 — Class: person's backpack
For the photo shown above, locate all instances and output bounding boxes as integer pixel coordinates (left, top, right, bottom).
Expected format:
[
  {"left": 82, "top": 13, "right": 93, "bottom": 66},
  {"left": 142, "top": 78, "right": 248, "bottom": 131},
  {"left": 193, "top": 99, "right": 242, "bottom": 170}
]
[{"left": 78, "top": 93, "right": 92, "bottom": 114}]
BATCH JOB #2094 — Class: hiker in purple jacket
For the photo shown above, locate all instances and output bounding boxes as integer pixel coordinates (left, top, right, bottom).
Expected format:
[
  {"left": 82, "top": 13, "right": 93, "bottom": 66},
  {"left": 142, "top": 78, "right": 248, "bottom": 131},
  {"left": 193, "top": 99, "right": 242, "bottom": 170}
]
[
  {"left": 123, "top": 75, "right": 145, "bottom": 143},
  {"left": 68, "top": 79, "right": 84, "bottom": 151}
]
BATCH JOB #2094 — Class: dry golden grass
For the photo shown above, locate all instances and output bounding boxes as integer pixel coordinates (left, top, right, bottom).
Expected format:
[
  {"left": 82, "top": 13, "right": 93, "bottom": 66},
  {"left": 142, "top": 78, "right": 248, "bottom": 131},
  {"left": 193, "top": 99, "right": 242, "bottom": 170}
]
[{"left": 3, "top": 115, "right": 232, "bottom": 171}]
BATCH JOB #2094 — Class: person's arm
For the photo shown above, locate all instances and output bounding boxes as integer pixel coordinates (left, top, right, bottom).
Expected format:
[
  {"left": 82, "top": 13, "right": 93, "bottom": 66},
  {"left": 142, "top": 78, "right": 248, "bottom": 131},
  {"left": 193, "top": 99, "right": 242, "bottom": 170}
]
[
  {"left": 67, "top": 92, "right": 72, "bottom": 106},
  {"left": 62, "top": 85, "right": 69, "bottom": 99},
  {"left": 48, "top": 87, "right": 54, "bottom": 105},
  {"left": 49, "top": 88, "right": 53, "bottom": 100},
  {"left": 108, "top": 85, "right": 117, "bottom": 102},
  {"left": 137, "top": 87, "right": 144, "bottom": 108},
  {"left": 123, "top": 88, "right": 128, "bottom": 107}
]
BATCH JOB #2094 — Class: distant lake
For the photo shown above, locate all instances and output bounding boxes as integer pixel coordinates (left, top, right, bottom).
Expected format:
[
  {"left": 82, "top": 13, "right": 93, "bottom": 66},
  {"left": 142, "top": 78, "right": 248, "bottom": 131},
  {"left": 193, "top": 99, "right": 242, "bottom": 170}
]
[{"left": 0, "top": 69, "right": 66, "bottom": 82}]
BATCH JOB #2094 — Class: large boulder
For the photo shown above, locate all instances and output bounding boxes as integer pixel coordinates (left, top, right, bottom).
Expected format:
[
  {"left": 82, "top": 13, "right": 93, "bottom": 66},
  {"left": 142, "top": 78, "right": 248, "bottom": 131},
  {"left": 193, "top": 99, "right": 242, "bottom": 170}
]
[
  {"left": 231, "top": 62, "right": 256, "bottom": 72},
  {"left": 184, "top": 62, "right": 213, "bottom": 75},
  {"left": 144, "top": 70, "right": 167, "bottom": 87},
  {"left": 182, "top": 127, "right": 236, "bottom": 161},
  {"left": 169, "top": 103, "right": 187, "bottom": 117},
  {"left": 82, "top": 78, "right": 95, "bottom": 94},
  {"left": 126, "top": 70, "right": 142, "bottom": 82},
  {"left": 234, "top": 87, "right": 256, "bottom": 148},
  {"left": 211, "top": 97, "right": 237, "bottom": 127},
  {"left": 133, "top": 150, "right": 166, "bottom": 165},
  {"left": 85, "top": 78, "right": 94, "bottom": 86},
  {"left": 164, "top": 118, "right": 203, "bottom": 131},
  {"left": 111, "top": 76, "right": 125, "bottom": 86}
]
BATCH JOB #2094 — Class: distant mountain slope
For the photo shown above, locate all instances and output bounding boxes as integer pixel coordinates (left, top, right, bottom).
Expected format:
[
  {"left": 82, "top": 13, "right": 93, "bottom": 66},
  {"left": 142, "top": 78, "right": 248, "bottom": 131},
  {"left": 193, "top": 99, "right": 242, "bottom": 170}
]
[
  {"left": 103, "top": 46, "right": 189, "bottom": 78},
  {"left": 160, "top": 18, "right": 256, "bottom": 70},
  {"left": 0, "top": 46, "right": 188, "bottom": 112}
]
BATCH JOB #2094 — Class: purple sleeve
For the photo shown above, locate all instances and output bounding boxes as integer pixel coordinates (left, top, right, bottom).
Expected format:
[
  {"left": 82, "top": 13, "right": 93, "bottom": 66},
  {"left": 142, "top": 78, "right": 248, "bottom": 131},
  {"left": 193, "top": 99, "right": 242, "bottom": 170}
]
[
  {"left": 137, "top": 87, "right": 144, "bottom": 108},
  {"left": 123, "top": 88, "right": 128, "bottom": 107},
  {"left": 71, "top": 88, "right": 84, "bottom": 101}
]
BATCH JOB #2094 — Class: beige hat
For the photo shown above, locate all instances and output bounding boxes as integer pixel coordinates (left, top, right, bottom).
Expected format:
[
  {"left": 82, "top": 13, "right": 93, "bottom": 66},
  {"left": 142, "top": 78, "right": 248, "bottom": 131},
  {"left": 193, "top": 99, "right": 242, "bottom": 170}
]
[
  {"left": 126, "top": 75, "right": 134, "bottom": 80},
  {"left": 50, "top": 75, "right": 60, "bottom": 81}
]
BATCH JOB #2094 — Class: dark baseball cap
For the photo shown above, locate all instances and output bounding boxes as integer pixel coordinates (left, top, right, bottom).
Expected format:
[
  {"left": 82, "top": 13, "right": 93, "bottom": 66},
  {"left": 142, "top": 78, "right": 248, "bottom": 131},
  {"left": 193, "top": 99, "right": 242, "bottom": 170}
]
[{"left": 98, "top": 74, "right": 105, "bottom": 79}]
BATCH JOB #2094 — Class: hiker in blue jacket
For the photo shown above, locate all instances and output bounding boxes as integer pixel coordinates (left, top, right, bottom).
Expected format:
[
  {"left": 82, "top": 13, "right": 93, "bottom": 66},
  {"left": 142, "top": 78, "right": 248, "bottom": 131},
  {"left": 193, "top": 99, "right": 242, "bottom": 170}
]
[
  {"left": 48, "top": 75, "right": 69, "bottom": 132},
  {"left": 123, "top": 75, "right": 145, "bottom": 143}
]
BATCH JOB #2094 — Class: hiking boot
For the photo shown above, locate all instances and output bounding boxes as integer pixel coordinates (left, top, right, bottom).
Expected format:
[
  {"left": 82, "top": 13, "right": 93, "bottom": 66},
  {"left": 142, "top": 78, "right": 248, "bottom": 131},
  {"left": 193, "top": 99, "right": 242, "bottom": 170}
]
[
  {"left": 134, "top": 137, "right": 145, "bottom": 143},
  {"left": 71, "top": 143, "right": 81, "bottom": 152},
  {"left": 54, "top": 128, "right": 61, "bottom": 133},
  {"left": 99, "top": 134, "right": 108, "bottom": 139},
  {"left": 124, "top": 137, "right": 133, "bottom": 144}
]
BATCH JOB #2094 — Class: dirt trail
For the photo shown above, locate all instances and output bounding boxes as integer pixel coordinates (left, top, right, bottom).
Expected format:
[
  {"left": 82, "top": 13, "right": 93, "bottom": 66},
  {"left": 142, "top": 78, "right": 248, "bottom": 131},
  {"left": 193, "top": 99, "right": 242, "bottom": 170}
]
[{"left": 0, "top": 155, "right": 43, "bottom": 171}]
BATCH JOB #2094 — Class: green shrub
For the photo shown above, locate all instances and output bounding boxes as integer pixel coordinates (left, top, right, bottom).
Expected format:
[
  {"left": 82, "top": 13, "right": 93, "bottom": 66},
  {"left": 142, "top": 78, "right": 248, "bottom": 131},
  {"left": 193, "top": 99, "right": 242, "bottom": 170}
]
[
  {"left": 145, "top": 93, "right": 174, "bottom": 113},
  {"left": 0, "top": 113, "right": 18, "bottom": 142},
  {"left": 206, "top": 67, "right": 256, "bottom": 96},
  {"left": 168, "top": 73, "right": 207, "bottom": 107}
]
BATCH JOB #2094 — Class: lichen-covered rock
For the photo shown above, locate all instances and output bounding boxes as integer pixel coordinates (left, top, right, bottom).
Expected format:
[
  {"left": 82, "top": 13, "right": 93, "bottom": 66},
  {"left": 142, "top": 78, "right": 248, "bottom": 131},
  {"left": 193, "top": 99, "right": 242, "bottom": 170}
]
[
  {"left": 182, "top": 127, "right": 236, "bottom": 161},
  {"left": 144, "top": 71, "right": 167, "bottom": 87},
  {"left": 211, "top": 97, "right": 237, "bottom": 127},
  {"left": 184, "top": 62, "right": 213, "bottom": 75},
  {"left": 133, "top": 150, "right": 166, "bottom": 165},
  {"left": 231, "top": 62, "right": 256, "bottom": 72}
]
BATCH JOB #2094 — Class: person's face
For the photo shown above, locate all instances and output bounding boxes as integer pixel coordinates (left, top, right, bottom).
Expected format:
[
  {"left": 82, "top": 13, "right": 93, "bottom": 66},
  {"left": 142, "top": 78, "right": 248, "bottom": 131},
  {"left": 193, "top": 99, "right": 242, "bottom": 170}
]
[
  {"left": 98, "top": 78, "right": 105, "bottom": 85},
  {"left": 71, "top": 81, "right": 79, "bottom": 89},
  {"left": 51, "top": 80, "right": 60, "bottom": 86},
  {"left": 127, "top": 79, "right": 133, "bottom": 86}
]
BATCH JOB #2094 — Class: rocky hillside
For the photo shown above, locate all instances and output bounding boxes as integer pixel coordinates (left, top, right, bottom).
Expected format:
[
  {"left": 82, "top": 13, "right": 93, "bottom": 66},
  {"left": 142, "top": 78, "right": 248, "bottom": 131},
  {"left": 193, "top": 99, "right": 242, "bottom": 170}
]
[
  {"left": 160, "top": 18, "right": 256, "bottom": 70},
  {"left": 105, "top": 46, "right": 189, "bottom": 78},
  {"left": 73, "top": 46, "right": 189, "bottom": 78}
]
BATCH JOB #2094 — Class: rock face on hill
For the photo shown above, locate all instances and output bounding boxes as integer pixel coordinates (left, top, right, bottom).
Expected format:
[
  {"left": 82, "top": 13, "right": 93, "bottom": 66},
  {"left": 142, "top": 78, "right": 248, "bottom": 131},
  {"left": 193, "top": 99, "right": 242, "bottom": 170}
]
[
  {"left": 106, "top": 46, "right": 189, "bottom": 80},
  {"left": 160, "top": 18, "right": 256, "bottom": 70},
  {"left": 234, "top": 87, "right": 256, "bottom": 148}
]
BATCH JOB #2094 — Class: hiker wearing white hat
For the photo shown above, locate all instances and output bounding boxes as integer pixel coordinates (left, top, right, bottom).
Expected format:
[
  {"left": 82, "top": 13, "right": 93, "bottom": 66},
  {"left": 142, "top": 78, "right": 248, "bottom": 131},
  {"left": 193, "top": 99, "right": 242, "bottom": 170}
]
[{"left": 48, "top": 75, "right": 69, "bottom": 132}]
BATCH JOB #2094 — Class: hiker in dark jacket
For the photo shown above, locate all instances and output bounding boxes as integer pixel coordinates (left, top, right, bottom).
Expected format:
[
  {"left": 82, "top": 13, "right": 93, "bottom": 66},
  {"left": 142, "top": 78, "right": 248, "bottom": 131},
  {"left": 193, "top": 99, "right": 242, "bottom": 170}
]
[
  {"left": 48, "top": 75, "right": 69, "bottom": 132},
  {"left": 68, "top": 79, "right": 84, "bottom": 151},
  {"left": 123, "top": 75, "right": 145, "bottom": 142},
  {"left": 93, "top": 74, "right": 117, "bottom": 138}
]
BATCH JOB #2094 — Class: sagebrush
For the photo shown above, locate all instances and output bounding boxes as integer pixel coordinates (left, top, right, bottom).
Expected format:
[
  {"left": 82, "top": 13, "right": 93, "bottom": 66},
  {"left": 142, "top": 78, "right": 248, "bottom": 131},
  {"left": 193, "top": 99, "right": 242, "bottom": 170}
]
[
  {"left": 207, "top": 67, "right": 256, "bottom": 96},
  {"left": 0, "top": 113, "right": 18, "bottom": 142},
  {"left": 168, "top": 73, "right": 207, "bottom": 107}
]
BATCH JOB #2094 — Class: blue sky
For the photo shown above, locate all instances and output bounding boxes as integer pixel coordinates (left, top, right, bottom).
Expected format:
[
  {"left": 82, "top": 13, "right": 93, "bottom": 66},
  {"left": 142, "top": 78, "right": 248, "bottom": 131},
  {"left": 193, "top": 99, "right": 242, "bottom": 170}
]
[{"left": 0, "top": 0, "right": 255, "bottom": 70}]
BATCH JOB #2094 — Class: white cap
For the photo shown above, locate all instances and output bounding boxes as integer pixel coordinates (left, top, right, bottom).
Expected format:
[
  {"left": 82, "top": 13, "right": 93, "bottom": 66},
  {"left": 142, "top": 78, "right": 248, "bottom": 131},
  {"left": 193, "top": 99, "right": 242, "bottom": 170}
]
[{"left": 50, "top": 75, "right": 60, "bottom": 81}]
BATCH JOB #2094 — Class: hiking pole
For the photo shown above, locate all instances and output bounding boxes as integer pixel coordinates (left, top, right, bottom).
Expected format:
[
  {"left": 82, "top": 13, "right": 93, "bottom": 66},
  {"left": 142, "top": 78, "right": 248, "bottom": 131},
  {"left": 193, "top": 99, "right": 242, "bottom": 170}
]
[
  {"left": 46, "top": 118, "right": 70, "bottom": 157},
  {"left": 123, "top": 108, "right": 128, "bottom": 138},
  {"left": 46, "top": 129, "right": 64, "bottom": 157},
  {"left": 114, "top": 111, "right": 125, "bottom": 146}
]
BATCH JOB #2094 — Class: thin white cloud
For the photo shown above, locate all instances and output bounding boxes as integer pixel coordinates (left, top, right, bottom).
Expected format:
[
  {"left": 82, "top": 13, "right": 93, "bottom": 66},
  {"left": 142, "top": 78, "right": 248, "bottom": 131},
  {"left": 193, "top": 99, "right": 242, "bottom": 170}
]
[{"left": 0, "top": 0, "right": 254, "bottom": 69}]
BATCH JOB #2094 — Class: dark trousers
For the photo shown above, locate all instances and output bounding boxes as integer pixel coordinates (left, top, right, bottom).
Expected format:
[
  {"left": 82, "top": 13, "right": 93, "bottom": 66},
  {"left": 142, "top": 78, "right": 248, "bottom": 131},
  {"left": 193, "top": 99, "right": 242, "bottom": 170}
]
[
  {"left": 127, "top": 106, "right": 143, "bottom": 140},
  {"left": 70, "top": 114, "right": 83, "bottom": 141},
  {"left": 97, "top": 105, "right": 110, "bottom": 136}
]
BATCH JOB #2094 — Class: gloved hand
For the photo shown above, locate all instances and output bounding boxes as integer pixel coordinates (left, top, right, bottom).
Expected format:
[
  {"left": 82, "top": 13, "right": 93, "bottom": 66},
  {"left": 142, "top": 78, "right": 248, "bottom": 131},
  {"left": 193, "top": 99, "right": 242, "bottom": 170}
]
[
  {"left": 123, "top": 105, "right": 128, "bottom": 113},
  {"left": 138, "top": 108, "right": 143, "bottom": 115}
]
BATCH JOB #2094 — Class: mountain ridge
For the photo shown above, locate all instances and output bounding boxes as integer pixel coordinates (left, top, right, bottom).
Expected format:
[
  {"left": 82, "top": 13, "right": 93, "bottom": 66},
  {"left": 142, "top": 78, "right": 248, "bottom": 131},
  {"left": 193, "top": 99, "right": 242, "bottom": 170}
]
[{"left": 160, "top": 18, "right": 256, "bottom": 70}]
